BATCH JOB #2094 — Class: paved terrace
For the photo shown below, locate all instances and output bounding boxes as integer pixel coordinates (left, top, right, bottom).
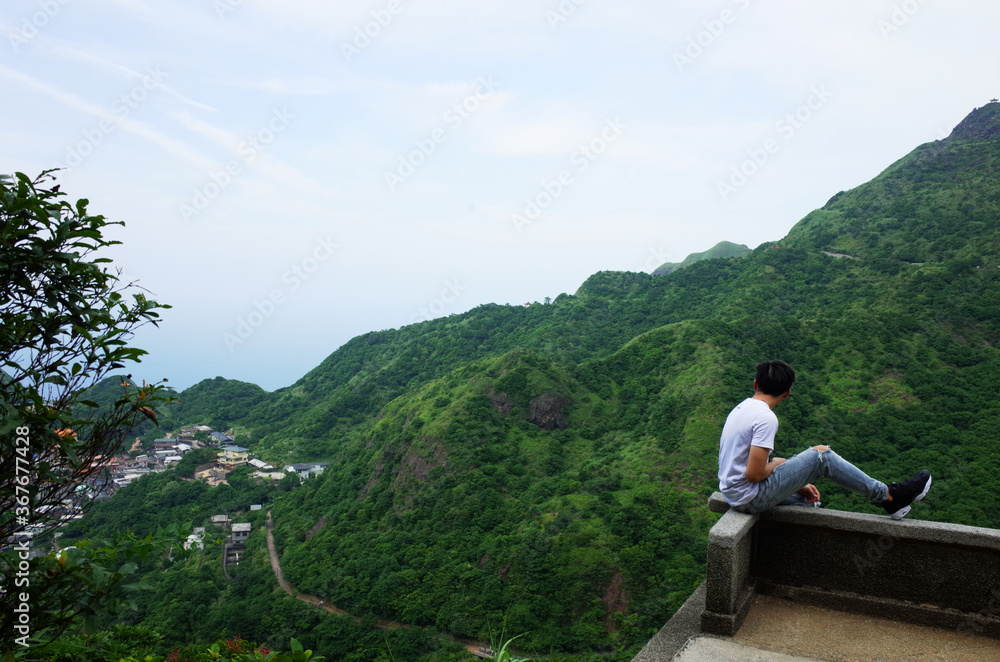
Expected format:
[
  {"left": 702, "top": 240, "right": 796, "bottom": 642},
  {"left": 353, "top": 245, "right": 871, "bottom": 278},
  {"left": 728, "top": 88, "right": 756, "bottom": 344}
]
[{"left": 633, "top": 494, "right": 1000, "bottom": 661}]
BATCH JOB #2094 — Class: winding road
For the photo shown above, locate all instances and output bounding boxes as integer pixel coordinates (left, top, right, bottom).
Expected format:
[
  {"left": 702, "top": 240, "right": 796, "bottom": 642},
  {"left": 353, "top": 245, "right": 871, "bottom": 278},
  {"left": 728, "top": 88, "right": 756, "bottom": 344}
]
[{"left": 265, "top": 511, "right": 491, "bottom": 654}]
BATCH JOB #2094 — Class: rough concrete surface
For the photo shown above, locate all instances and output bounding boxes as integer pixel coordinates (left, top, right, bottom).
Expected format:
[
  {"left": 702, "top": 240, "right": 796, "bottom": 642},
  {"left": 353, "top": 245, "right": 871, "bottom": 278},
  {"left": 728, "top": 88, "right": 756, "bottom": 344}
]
[
  {"left": 631, "top": 584, "right": 707, "bottom": 662},
  {"left": 673, "top": 636, "right": 819, "bottom": 661},
  {"left": 732, "top": 595, "right": 1000, "bottom": 661}
]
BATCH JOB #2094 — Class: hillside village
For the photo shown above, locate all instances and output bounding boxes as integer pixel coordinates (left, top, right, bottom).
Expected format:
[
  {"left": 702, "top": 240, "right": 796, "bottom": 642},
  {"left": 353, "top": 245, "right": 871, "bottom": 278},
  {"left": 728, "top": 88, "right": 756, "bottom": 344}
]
[
  {"left": 13, "top": 424, "right": 331, "bottom": 549},
  {"left": 110, "top": 424, "right": 330, "bottom": 490}
]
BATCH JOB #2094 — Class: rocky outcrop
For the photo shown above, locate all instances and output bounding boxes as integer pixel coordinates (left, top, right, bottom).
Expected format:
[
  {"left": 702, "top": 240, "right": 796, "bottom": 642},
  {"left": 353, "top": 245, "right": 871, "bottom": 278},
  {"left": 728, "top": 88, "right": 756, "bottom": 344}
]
[{"left": 527, "top": 393, "right": 570, "bottom": 430}]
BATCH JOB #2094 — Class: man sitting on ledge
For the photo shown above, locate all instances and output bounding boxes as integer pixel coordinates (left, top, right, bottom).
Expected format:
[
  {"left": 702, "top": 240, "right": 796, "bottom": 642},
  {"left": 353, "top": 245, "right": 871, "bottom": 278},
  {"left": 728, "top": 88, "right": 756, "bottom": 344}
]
[{"left": 718, "top": 360, "right": 932, "bottom": 520}]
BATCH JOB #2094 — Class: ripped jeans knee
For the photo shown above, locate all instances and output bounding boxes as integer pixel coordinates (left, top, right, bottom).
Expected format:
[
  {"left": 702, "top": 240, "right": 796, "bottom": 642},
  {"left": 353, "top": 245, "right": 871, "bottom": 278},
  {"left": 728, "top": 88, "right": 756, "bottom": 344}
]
[{"left": 741, "top": 444, "right": 887, "bottom": 513}]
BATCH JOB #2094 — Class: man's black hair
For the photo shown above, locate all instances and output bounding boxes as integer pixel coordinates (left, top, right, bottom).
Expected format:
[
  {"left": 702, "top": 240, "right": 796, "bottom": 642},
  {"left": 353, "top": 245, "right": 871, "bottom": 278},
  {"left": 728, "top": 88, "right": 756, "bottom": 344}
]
[{"left": 755, "top": 360, "right": 795, "bottom": 396}]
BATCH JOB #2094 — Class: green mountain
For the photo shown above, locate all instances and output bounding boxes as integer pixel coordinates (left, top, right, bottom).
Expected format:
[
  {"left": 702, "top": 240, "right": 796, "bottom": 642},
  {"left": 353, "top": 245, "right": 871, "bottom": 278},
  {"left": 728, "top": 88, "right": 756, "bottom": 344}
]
[
  {"left": 651, "top": 240, "right": 751, "bottom": 275},
  {"left": 69, "top": 103, "right": 1000, "bottom": 658},
  {"left": 786, "top": 102, "right": 1000, "bottom": 263}
]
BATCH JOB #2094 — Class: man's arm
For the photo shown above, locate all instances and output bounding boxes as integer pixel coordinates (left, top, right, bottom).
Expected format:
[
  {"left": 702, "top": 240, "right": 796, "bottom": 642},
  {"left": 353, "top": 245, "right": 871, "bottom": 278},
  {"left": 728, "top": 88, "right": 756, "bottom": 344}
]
[{"left": 745, "top": 445, "right": 785, "bottom": 483}]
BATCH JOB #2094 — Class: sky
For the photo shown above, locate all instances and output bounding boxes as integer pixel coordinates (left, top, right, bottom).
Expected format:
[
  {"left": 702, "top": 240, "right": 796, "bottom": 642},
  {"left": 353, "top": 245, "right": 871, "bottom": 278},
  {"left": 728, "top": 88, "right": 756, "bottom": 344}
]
[{"left": 2, "top": 0, "right": 998, "bottom": 392}]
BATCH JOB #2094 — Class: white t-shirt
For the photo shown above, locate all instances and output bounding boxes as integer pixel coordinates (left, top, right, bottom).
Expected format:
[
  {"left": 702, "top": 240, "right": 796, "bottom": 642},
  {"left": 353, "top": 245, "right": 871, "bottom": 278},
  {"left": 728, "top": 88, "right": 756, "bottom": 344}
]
[{"left": 718, "top": 397, "right": 779, "bottom": 506}]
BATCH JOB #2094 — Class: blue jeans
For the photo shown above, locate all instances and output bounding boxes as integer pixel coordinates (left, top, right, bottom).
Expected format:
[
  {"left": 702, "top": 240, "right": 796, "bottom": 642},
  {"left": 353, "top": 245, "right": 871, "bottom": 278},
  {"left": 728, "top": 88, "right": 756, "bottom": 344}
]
[{"left": 733, "top": 446, "right": 888, "bottom": 515}]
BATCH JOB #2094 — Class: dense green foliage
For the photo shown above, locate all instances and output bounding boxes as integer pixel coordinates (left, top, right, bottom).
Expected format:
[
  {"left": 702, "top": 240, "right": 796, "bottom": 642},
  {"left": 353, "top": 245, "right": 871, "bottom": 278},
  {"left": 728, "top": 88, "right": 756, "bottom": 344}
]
[
  {"left": 0, "top": 170, "right": 176, "bottom": 658},
  {"left": 58, "top": 103, "right": 1000, "bottom": 659},
  {"left": 271, "top": 349, "right": 711, "bottom": 651},
  {"left": 56, "top": 468, "right": 473, "bottom": 662}
]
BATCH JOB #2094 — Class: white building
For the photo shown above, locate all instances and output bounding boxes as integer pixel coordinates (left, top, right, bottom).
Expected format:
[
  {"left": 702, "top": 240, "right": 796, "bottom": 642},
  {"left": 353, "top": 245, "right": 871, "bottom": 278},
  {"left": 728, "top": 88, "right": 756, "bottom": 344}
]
[
  {"left": 184, "top": 527, "right": 206, "bottom": 550},
  {"left": 284, "top": 463, "right": 330, "bottom": 481},
  {"left": 231, "top": 523, "right": 251, "bottom": 542}
]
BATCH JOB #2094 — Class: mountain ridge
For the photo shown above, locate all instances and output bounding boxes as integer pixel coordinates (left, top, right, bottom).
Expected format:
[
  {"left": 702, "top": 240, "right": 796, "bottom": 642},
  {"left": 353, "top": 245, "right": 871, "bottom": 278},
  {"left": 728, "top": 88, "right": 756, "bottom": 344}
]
[
  {"left": 651, "top": 240, "right": 751, "bottom": 276},
  {"left": 73, "top": 102, "right": 1000, "bottom": 657}
]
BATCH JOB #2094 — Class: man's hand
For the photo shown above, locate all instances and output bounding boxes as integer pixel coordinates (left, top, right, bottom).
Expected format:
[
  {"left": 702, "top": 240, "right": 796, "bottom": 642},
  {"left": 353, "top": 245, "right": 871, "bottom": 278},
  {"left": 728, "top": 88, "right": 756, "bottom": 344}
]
[
  {"left": 798, "top": 484, "right": 821, "bottom": 503},
  {"left": 745, "top": 447, "right": 785, "bottom": 482}
]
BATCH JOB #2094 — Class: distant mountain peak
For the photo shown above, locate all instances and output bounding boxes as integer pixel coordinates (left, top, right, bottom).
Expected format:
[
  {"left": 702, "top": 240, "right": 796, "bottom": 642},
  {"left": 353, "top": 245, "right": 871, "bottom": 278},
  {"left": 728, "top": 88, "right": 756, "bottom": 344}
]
[
  {"left": 782, "top": 101, "right": 1000, "bottom": 264},
  {"left": 944, "top": 100, "right": 1000, "bottom": 143},
  {"left": 652, "top": 240, "right": 751, "bottom": 276}
]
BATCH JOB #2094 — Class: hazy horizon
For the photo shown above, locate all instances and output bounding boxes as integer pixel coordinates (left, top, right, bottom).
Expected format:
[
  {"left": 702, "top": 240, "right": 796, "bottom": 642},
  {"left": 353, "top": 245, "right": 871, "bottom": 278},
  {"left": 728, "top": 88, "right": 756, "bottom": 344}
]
[{"left": 3, "top": 0, "right": 997, "bottom": 390}]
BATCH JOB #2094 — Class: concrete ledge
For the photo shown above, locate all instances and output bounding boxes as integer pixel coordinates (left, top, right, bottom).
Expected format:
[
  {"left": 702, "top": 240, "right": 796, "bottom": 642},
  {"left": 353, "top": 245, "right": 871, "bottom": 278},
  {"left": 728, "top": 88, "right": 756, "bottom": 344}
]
[
  {"left": 708, "top": 491, "right": 1000, "bottom": 551},
  {"left": 672, "top": 636, "right": 817, "bottom": 662},
  {"left": 761, "top": 501, "right": 1000, "bottom": 550},
  {"left": 708, "top": 492, "right": 731, "bottom": 514},
  {"left": 698, "top": 492, "right": 1000, "bottom": 641},
  {"left": 707, "top": 508, "right": 756, "bottom": 550},
  {"left": 631, "top": 583, "right": 706, "bottom": 662},
  {"left": 638, "top": 494, "right": 1000, "bottom": 662},
  {"left": 700, "top": 586, "right": 754, "bottom": 637},
  {"left": 753, "top": 514, "right": 1000, "bottom": 632},
  {"left": 702, "top": 505, "right": 759, "bottom": 635}
]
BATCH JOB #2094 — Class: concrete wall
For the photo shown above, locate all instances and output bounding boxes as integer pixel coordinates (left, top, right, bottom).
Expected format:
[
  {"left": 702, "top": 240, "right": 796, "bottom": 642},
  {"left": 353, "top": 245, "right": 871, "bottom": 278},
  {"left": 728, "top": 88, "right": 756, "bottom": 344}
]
[{"left": 703, "top": 493, "right": 1000, "bottom": 638}]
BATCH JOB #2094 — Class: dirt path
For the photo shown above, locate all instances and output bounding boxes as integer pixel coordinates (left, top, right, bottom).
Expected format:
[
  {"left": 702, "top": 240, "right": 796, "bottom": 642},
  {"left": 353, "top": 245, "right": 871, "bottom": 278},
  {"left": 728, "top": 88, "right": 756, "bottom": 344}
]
[{"left": 266, "top": 510, "right": 351, "bottom": 616}]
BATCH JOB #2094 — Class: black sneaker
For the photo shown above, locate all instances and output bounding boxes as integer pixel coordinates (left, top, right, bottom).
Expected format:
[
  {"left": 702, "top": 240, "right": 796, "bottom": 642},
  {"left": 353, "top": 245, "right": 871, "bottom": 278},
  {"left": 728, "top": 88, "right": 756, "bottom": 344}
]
[{"left": 882, "top": 470, "right": 932, "bottom": 520}]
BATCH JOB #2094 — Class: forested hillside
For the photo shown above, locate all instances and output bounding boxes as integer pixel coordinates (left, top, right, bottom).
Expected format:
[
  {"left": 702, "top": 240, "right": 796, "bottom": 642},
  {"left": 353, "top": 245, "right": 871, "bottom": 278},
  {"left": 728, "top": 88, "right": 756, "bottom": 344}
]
[{"left": 68, "top": 102, "right": 1000, "bottom": 659}]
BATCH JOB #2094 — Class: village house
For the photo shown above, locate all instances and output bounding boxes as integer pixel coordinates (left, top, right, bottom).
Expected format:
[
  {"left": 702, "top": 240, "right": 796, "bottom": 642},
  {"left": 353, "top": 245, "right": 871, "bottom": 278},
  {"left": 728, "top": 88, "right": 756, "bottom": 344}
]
[
  {"left": 284, "top": 462, "right": 330, "bottom": 481},
  {"left": 195, "top": 462, "right": 221, "bottom": 478},
  {"left": 82, "top": 475, "right": 116, "bottom": 503},
  {"left": 116, "top": 468, "right": 151, "bottom": 487},
  {"left": 218, "top": 445, "right": 250, "bottom": 466},
  {"left": 224, "top": 523, "right": 250, "bottom": 571},
  {"left": 253, "top": 469, "right": 288, "bottom": 481},
  {"left": 211, "top": 431, "right": 234, "bottom": 445},
  {"left": 195, "top": 462, "right": 229, "bottom": 486},
  {"left": 184, "top": 527, "right": 206, "bottom": 550},
  {"left": 230, "top": 522, "right": 251, "bottom": 543}
]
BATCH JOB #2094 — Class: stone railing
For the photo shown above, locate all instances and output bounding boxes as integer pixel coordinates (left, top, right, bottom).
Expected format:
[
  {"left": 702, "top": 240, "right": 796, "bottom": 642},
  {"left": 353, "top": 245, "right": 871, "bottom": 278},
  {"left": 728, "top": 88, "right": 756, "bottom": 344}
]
[{"left": 702, "top": 492, "right": 1000, "bottom": 638}]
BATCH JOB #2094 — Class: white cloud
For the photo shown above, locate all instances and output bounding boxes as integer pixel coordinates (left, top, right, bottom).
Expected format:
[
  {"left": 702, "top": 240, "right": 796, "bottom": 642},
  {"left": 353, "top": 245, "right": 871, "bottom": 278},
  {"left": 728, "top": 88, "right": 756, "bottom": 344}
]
[
  {"left": 0, "top": 64, "right": 216, "bottom": 171},
  {"left": 28, "top": 35, "right": 219, "bottom": 112}
]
